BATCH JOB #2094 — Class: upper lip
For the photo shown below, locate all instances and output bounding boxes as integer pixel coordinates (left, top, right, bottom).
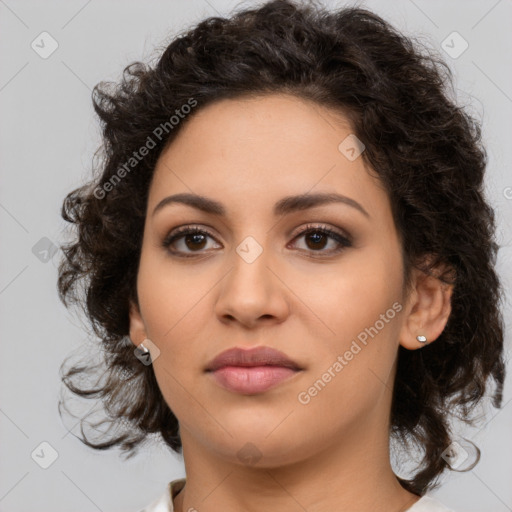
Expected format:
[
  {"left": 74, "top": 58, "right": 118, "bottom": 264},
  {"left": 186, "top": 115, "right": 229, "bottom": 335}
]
[{"left": 205, "top": 346, "right": 302, "bottom": 372}]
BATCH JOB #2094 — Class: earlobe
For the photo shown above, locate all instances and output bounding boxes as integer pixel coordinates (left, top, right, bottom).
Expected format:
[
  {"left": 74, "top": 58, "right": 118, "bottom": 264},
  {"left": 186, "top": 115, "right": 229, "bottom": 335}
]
[
  {"left": 398, "top": 265, "right": 454, "bottom": 350},
  {"left": 128, "top": 300, "right": 147, "bottom": 347}
]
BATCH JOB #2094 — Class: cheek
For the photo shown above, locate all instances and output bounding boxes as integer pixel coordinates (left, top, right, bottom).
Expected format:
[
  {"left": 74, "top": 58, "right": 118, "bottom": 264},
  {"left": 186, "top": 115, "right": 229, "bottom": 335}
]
[
  {"left": 136, "top": 253, "right": 206, "bottom": 395},
  {"left": 138, "top": 269, "right": 207, "bottom": 418},
  {"left": 293, "top": 246, "right": 403, "bottom": 398},
  {"left": 137, "top": 246, "right": 209, "bottom": 339},
  {"left": 294, "top": 245, "right": 403, "bottom": 341}
]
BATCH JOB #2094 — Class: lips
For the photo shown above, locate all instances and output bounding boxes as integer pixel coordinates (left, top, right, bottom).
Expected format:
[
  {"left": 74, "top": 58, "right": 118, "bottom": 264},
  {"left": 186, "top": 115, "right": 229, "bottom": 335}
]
[
  {"left": 205, "top": 346, "right": 303, "bottom": 394},
  {"left": 205, "top": 346, "right": 302, "bottom": 372}
]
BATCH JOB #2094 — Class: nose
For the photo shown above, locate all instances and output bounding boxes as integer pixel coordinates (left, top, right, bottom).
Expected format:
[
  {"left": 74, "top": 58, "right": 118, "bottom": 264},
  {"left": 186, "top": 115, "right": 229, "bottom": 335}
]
[{"left": 214, "top": 240, "right": 290, "bottom": 329}]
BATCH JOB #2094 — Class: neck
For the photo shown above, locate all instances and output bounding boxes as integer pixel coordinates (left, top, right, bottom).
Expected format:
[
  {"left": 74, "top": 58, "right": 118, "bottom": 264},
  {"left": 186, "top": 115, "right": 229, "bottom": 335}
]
[{"left": 173, "top": 415, "right": 421, "bottom": 512}]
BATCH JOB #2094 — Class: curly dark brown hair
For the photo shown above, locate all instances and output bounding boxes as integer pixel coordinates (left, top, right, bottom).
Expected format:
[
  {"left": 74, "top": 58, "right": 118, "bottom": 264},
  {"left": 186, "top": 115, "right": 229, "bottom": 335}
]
[{"left": 57, "top": 0, "right": 506, "bottom": 496}]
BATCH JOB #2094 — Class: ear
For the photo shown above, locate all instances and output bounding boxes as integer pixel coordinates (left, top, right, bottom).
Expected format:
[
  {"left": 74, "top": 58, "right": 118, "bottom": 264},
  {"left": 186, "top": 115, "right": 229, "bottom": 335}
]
[
  {"left": 398, "top": 263, "right": 454, "bottom": 350},
  {"left": 128, "top": 300, "right": 148, "bottom": 347}
]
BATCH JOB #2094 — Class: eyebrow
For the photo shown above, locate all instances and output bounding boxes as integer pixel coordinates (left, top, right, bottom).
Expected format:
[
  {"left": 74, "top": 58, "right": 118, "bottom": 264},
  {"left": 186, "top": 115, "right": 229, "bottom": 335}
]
[{"left": 152, "top": 192, "right": 370, "bottom": 219}]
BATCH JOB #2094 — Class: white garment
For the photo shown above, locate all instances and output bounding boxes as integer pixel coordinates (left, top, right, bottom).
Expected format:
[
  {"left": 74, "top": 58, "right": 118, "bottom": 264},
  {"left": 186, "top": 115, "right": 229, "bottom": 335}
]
[{"left": 139, "top": 478, "right": 456, "bottom": 512}]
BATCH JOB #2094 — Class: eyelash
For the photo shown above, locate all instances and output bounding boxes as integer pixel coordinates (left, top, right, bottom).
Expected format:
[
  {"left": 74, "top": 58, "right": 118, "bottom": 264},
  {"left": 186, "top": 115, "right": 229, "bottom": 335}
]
[{"left": 161, "top": 223, "right": 352, "bottom": 259}]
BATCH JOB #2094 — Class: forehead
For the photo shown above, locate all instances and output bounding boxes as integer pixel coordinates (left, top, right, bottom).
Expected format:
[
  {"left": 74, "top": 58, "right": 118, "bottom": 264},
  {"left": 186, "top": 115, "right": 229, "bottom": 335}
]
[{"left": 149, "top": 93, "right": 388, "bottom": 220}]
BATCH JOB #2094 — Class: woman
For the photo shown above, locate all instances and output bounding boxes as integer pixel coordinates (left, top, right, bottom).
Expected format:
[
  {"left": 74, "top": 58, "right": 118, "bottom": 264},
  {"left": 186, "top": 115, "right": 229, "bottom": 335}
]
[{"left": 57, "top": 1, "right": 506, "bottom": 511}]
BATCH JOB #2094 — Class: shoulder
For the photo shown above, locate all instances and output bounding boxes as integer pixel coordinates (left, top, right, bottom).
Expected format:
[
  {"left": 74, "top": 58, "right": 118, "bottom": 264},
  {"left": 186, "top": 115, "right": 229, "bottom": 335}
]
[
  {"left": 138, "top": 478, "right": 186, "bottom": 512},
  {"left": 406, "top": 494, "right": 458, "bottom": 512}
]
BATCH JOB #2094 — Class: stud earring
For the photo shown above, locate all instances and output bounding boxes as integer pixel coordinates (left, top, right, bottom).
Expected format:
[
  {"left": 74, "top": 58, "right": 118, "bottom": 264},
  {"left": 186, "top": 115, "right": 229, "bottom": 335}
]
[{"left": 416, "top": 335, "right": 427, "bottom": 344}]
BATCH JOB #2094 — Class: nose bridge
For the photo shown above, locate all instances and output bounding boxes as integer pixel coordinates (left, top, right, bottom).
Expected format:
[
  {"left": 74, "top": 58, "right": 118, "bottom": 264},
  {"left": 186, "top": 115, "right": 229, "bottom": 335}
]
[
  {"left": 226, "top": 210, "right": 273, "bottom": 270},
  {"left": 214, "top": 228, "right": 289, "bottom": 325},
  {"left": 229, "top": 230, "right": 272, "bottom": 297}
]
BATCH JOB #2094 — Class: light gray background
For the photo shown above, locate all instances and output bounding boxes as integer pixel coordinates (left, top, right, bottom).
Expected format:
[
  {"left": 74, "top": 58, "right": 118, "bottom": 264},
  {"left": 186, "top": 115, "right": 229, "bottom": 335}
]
[{"left": 1, "top": 1, "right": 511, "bottom": 511}]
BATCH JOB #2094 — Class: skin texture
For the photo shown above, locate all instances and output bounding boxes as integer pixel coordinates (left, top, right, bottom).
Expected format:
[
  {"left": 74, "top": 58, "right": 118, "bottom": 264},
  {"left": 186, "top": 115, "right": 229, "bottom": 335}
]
[{"left": 129, "top": 93, "right": 453, "bottom": 512}]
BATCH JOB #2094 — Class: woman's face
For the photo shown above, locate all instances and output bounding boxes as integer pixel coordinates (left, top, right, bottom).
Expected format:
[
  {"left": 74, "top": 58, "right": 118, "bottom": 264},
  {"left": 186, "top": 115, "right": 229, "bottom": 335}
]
[{"left": 130, "top": 93, "right": 416, "bottom": 466}]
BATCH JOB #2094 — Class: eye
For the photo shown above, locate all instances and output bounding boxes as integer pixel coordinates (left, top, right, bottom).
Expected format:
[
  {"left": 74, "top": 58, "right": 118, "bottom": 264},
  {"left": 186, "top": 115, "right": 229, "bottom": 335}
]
[
  {"left": 162, "top": 226, "right": 220, "bottom": 257},
  {"left": 288, "top": 223, "right": 352, "bottom": 257},
  {"left": 162, "top": 223, "right": 352, "bottom": 258}
]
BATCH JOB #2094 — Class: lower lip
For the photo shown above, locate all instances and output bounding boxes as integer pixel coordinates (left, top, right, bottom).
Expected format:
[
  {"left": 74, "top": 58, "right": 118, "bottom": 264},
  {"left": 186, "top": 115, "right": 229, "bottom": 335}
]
[{"left": 208, "top": 366, "right": 300, "bottom": 394}]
